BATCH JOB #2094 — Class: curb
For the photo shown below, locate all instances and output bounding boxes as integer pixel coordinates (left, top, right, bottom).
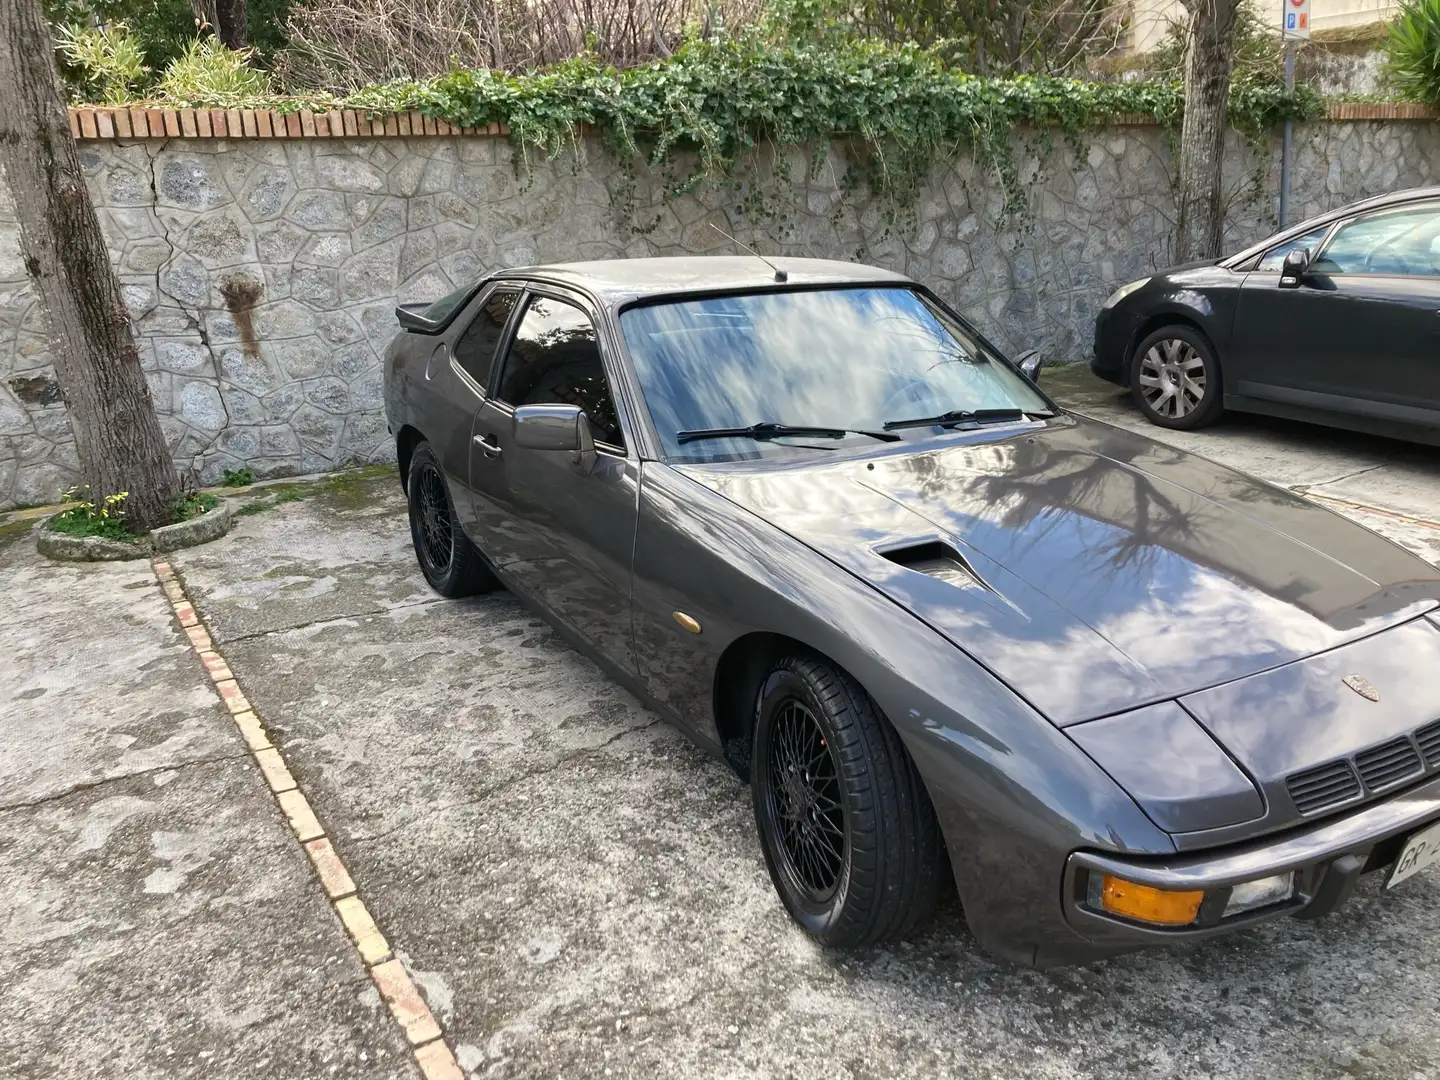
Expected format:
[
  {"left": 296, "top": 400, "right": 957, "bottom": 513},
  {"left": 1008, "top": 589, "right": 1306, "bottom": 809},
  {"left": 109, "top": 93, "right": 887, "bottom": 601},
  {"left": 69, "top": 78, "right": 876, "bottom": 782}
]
[
  {"left": 37, "top": 502, "right": 234, "bottom": 562},
  {"left": 152, "top": 557, "right": 464, "bottom": 1080}
]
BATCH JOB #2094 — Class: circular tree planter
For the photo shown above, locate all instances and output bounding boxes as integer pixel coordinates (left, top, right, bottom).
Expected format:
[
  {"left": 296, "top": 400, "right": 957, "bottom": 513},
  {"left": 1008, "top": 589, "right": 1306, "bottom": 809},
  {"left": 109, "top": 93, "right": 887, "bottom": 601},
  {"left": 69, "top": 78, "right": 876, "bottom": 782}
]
[
  {"left": 37, "top": 499, "right": 233, "bottom": 562},
  {"left": 152, "top": 499, "right": 232, "bottom": 552}
]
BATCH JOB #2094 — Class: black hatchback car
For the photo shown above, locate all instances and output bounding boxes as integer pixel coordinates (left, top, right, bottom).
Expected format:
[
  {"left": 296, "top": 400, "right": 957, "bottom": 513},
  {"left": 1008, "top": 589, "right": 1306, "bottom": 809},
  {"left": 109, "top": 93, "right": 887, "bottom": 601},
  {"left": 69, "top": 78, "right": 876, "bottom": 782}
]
[{"left": 1092, "top": 187, "right": 1440, "bottom": 444}]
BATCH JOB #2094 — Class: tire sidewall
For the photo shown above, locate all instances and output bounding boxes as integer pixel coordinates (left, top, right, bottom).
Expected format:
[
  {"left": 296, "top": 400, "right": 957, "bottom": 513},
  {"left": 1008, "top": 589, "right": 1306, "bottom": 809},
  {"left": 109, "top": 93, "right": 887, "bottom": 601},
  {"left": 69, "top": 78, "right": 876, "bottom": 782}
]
[
  {"left": 1130, "top": 325, "right": 1223, "bottom": 430},
  {"left": 406, "top": 444, "right": 459, "bottom": 592},
  {"left": 751, "top": 666, "right": 854, "bottom": 939}
]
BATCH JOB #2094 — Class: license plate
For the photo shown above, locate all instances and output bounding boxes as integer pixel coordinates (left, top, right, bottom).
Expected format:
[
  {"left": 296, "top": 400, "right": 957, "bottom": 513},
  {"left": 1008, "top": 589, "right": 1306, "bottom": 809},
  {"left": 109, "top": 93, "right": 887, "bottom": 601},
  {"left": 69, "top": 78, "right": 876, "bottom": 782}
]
[{"left": 1386, "top": 820, "right": 1440, "bottom": 889}]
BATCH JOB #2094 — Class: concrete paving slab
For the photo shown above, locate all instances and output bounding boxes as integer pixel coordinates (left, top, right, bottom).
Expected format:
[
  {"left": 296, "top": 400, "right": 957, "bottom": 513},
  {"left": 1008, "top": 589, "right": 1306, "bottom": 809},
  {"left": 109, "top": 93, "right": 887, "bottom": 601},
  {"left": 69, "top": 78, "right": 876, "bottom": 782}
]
[
  {"left": 1, "top": 547, "right": 235, "bottom": 806},
  {"left": 0, "top": 538, "right": 419, "bottom": 1079},
  {"left": 0, "top": 761, "right": 417, "bottom": 1080},
  {"left": 174, "top": 475, "right": 437, "bottom": 645},
  {"left": 175, "top": 473, "right": 1440, "bottom": 1080}
]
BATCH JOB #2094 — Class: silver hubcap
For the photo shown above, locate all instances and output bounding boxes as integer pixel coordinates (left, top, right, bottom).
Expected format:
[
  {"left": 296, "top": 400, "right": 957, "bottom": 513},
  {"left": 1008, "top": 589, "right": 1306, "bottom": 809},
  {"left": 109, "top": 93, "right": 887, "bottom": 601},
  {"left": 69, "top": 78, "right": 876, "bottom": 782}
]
[{"left": 1138, "top": 339, "right": 1207, "bottom": 419}]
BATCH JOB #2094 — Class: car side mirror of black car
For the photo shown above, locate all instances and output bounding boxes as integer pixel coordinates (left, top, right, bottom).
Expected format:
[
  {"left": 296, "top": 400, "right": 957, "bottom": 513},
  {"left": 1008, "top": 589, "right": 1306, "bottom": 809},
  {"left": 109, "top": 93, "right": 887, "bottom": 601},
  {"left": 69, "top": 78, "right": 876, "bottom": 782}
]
[
  {"left": 513, "top": 404, "right": 597, "bottom": 473},
  {"left": 1015, "top": 349, "right": 1043, "bottom": 383},
  {"left": 1279, "top": 248, "right": 1311, "bottom": 289}
]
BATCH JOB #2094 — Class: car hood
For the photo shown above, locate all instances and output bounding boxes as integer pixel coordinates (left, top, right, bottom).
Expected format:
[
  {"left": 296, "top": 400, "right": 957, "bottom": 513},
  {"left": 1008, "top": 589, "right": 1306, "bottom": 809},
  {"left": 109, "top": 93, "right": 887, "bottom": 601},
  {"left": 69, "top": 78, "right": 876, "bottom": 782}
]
[{"left": 679, "top": 415, "right": 1440, "bottom": 726}]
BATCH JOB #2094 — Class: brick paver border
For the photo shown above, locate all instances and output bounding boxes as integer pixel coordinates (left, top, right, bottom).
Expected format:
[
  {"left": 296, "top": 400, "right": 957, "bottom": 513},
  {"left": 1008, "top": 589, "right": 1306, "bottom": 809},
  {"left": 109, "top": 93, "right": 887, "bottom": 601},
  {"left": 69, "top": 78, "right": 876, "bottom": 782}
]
[{"left": 152, "top": 558, "right": 464, "bottom": 1080}]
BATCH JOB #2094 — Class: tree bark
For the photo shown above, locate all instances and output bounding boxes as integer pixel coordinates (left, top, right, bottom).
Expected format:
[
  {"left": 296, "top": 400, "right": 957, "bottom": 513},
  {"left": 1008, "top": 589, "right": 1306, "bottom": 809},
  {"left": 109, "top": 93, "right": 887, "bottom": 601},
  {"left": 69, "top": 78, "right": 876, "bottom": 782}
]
[
  {"left": 213, "top": 0, "right": 249, "bottom": 49},
  {"left": 1174, "top": 0, "right": 1240, "bottom": 262},
  {"left": 0, "top": 0, "right": 178, "bottom": 531}
]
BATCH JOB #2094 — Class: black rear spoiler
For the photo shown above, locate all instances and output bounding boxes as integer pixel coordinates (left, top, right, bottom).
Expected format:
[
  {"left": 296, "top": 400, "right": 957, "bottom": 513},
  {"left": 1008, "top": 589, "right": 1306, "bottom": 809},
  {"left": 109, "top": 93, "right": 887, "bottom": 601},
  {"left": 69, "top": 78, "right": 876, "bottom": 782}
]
[{"left": 395, "top": 302, "right": 443, "bottom": 334}]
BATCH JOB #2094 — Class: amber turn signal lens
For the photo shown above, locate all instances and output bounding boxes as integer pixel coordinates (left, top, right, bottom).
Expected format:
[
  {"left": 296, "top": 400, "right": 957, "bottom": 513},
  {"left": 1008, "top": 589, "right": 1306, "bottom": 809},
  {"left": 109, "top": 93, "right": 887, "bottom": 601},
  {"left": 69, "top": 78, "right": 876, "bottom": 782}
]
[{"left": 1098, "top": 874, "right": 1204, "bottom": 926}]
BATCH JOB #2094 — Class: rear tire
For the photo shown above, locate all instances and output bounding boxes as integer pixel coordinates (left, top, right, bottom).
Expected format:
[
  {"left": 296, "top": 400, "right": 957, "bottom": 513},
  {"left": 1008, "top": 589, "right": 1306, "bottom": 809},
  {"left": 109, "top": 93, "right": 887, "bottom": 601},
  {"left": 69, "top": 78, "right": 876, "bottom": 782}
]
[
  {"left": 406, "top": 441, "right": 498, "bottom": 598},
  {"left": 1130, "top": 324, "right": 1224, "bottom": 430},
  {"left": 751, "top": 655, "right": 945, "bottom": 947}
]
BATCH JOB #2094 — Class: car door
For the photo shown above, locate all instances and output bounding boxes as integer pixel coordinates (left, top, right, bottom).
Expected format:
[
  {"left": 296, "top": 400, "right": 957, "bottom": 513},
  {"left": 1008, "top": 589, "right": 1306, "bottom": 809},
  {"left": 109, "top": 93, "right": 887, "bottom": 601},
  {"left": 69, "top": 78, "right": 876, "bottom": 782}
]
[
  {"left": 1232, "top": 203, "right": 1440, "bottom": 421},
  {"left": 420, "top": 283, "right": 521, "bottom": 531},
  {"left": 468, "top": 289, "right": 640, "bottom": 674}
]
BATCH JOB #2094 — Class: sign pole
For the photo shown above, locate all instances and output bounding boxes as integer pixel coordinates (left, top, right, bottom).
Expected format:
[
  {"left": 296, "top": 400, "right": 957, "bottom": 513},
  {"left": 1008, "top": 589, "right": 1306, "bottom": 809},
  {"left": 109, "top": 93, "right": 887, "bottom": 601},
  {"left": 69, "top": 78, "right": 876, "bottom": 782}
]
[
  {"left": 1279, "top": 0, "right": 1309, "bottom": 228},
  {"left": 1280, "top": 40, "right": 1295, "bottom": 228}
]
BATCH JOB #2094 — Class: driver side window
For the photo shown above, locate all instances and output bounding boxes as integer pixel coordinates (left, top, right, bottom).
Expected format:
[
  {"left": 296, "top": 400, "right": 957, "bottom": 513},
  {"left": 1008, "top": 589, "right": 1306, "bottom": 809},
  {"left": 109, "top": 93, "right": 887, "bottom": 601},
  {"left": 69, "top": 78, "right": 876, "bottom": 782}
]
[
  {"left": 1311, "top": 203, "right": 1440, "bottom": 276},
  {"left": 1257, "top": 225, "right": 1328, "bottom": 271},
  {"left": 494, "top": 295, "right": 627, "bottom": 449}
]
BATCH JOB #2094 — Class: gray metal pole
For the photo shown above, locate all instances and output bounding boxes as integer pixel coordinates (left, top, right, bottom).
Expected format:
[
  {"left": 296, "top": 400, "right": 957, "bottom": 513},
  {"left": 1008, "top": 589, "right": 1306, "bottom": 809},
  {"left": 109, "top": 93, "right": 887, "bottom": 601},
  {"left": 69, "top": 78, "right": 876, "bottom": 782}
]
[{"left": 1279, "top": 40, "right": 1296, "bottom": 228}]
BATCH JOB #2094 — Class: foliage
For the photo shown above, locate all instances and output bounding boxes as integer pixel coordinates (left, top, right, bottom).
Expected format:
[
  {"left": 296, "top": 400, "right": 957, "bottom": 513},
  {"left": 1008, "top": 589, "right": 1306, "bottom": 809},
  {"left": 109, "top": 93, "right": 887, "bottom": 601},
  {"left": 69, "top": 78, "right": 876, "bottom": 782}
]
[
  {"left": 761, "top": 0, "right": 1125, "bottom": 76},
  {"left": 172, "top": 490, "right": 220, "bottom": 521},
  {"left": 155, "top": 36, "right": 273, "bottom": 104},
  {"left": 49, "top": 486, "right": 137, "bottom": 540},
  {"left": 347, "top": 34, "right": 1317, "bottom": 223},
  {"left": 54, "top": 21, "right": 149, "bottom": 103},
  {"left": 280, "top": 0, "right": 753, "bottom": 87},
  {"left": 45, "top": 0, "right": 200, "bottom": 75},
  {"left": 221, "top": 467, "right": 255, "bottom": 486},
  {"left": 1385, "top": 0, "right": 1440, "bottom": 104}
]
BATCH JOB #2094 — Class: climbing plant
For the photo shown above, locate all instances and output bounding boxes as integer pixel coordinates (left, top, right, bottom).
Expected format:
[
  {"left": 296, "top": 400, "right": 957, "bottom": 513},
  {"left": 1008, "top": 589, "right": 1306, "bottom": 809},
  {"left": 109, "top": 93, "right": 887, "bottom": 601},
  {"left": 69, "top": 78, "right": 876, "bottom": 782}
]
[{"left": 347, "top": 35, "right": 1320, "bottom": 225}]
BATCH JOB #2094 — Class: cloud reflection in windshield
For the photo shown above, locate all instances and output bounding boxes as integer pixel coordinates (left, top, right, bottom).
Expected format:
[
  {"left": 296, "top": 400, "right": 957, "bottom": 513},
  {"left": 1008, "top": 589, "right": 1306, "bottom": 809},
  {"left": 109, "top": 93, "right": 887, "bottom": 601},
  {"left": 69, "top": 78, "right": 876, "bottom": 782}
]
[{"left": 621, "top": 288, "right": 1048, "bottom": 461}]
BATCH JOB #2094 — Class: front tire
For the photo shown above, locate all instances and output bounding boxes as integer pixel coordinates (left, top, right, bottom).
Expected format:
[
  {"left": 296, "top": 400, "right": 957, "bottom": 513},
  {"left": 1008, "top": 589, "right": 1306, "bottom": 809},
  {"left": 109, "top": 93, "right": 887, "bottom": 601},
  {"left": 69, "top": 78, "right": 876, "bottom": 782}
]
[
  {"left": 1130, "top": 324, "right": 1224, "bottom": 430},
  {"left": 751, "top": 656, "right": 944, "bottom": 947},
  {"left": 405, "top": 441, "right": 497, "bottom": 598}
]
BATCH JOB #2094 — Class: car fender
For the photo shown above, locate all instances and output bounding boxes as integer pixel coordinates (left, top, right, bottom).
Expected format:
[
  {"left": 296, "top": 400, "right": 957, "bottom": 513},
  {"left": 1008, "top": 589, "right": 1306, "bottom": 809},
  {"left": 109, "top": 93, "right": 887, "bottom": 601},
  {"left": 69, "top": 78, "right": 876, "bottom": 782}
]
[{"left": 631, "top": 463, "right": 1172, "bottom": 955}]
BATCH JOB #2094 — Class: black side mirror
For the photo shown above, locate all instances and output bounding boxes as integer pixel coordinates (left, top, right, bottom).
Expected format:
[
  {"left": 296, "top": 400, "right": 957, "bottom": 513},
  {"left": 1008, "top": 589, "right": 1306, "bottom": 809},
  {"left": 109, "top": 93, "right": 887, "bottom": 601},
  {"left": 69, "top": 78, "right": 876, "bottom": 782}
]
[
  {"left": 1279, "top": 247, "right": 1310, "bottom": 289},
  {"left": 513, "top": 404, "right": 596, "bottom": 473},
  {"left": 1015, "top": 349, "right": 1043, "bottom": 383}
]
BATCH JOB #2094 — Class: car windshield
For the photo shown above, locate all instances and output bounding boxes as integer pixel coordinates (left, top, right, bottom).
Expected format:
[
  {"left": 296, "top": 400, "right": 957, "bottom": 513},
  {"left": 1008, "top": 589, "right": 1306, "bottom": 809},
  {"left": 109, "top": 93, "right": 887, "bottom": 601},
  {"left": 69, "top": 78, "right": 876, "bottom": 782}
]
[{"left": 620, "top": 287, "right": 1050, "bottom": 462}]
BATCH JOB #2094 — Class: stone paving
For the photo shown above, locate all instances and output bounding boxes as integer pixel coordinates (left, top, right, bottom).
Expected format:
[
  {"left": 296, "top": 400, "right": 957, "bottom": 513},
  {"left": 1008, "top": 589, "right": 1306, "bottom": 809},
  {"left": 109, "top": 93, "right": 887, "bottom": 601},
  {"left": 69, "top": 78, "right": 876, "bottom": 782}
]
[{"left": 3, "top": 384, "right": 1440, "bottom": 1079}]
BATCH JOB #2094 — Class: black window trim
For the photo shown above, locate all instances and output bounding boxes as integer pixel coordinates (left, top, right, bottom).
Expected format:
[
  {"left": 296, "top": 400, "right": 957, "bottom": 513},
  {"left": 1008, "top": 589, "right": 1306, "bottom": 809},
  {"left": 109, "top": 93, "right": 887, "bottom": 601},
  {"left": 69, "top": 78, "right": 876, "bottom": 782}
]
[
  {"left": 486, "top": 284, "right": 631, "bottom": 457},
  {"left": 448, "top": 281, "right": 524, "bottom": 398}
]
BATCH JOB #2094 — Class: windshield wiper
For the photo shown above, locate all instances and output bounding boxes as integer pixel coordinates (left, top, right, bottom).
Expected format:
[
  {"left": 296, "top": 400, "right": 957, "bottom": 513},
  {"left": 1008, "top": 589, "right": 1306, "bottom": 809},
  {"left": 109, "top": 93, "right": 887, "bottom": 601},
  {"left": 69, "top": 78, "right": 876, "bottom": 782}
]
[
  {"left": 882, "top": 408, "right": 1052, "bottom": 432},
  {"left": 676, "top": 422, "right": 900, "bottom": 445}
]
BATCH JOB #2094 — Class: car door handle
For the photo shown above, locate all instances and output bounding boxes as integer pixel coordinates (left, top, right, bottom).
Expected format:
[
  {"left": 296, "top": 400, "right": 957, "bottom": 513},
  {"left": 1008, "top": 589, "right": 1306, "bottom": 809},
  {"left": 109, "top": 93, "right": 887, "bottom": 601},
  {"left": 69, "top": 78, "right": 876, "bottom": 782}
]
[{"left": 473, "top": 434, "right": 502, "bottom": 457}]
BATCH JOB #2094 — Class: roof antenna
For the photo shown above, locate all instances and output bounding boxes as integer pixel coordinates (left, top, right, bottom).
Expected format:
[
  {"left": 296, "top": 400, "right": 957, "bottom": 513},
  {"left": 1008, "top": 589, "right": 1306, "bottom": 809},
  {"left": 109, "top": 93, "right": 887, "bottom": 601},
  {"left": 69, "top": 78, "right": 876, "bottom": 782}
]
[{"left": 709, "top": 224, "right": 787, "bottom": 282}]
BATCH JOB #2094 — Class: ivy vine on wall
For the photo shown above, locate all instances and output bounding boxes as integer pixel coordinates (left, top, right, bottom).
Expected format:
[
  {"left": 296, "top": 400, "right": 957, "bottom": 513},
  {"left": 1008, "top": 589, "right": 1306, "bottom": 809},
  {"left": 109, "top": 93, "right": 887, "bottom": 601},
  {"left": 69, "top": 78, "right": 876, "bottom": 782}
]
[{"left": 347, "top": 37, "right": 1322, "bottom": 228}]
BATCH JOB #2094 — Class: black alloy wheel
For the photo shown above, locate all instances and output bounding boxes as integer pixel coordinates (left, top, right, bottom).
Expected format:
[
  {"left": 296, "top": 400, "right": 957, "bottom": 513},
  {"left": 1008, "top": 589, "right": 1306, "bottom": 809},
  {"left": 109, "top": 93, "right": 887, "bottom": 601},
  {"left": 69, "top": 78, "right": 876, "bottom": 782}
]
[
  {"left": 752, "top": 656, "right": 945, "bottom": 948},
  {"left": 1130, "top": 324, "right": 1224, "bottom": 430},
  {"left": 766, "top": 697, "right": 847, "bottom": 904},
  {"left": 405, "top": 441, "right": 498, "bottom": 598}
]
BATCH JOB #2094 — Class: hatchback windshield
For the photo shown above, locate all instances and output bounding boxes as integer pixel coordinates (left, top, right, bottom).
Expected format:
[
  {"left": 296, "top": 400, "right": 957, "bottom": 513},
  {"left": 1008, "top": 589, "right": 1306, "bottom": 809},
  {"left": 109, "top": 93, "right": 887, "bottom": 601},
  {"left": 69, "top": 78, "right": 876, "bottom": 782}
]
[{"left": 620, "top": 287, "right": 1050, "bottom": 461}]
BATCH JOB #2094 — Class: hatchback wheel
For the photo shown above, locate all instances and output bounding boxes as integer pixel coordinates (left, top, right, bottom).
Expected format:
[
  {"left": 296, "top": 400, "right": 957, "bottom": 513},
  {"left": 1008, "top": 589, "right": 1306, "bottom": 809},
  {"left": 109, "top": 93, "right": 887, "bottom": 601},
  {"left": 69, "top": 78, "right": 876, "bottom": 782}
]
[
  {"left": 406, "top": 441, "right": 498, "bottom": 597},
  {"left": 1130, "top": 325, "right": 1223, "bottom": 430},
  {"left": 751, "top": 655, "right": 945, "bottom": 947}
]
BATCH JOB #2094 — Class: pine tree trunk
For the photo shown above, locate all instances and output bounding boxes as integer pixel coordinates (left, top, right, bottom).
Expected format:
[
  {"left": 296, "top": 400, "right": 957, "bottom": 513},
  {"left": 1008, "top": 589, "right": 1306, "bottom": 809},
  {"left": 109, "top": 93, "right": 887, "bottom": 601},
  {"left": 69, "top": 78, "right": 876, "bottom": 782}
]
[
  {"left": 0, "top": 0, "right": 178, "bottom": 532},
  {"left": 1174, "top": 0, "right": 1240, "bottom": 262},
  {"left": 214, "top": 0, "right": 248, "bottom": 49}
]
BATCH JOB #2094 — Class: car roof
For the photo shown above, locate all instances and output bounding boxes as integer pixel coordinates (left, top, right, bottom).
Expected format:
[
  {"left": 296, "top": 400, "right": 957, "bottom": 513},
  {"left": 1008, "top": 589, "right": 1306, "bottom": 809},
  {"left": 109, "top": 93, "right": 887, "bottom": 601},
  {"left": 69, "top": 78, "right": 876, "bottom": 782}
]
[
  {"left": 1222, "top": 185, "right": 1440, "bottom": 267},
  {"left": 491, "top": 256, "right": 914, "bottom": 304}
]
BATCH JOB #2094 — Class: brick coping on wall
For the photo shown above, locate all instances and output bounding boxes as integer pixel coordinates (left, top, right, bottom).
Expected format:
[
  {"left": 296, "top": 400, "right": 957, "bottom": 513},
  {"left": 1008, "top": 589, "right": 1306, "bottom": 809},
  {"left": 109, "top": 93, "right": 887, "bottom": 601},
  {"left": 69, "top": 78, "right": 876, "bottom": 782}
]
[{"left": 65, "top": 101, "right": 1438, "bottom": 141}]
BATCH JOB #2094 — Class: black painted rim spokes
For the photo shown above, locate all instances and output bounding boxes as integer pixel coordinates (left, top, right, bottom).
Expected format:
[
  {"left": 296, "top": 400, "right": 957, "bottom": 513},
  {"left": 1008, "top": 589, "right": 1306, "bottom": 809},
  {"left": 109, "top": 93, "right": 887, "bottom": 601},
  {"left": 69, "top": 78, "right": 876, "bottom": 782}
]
[
  {"left": 767, "top": 698, "right": 846, "bottom": 903},
  {"left": 415, "top": 464, "right": 453, "bottom": 576}
]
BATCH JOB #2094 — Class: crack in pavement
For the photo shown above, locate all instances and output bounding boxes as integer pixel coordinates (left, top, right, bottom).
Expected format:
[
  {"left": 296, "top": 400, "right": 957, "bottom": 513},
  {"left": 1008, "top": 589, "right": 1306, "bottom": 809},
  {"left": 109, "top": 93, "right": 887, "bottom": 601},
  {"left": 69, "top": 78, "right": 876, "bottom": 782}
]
[
  {"left": 204, "top": 595, "right": 460, "bottom": 645},
  {"left": 347, "top": 719, "right": 666, "bottom": 847},
  {"left": 0, "top": 751, "right": 251, "bottom": 814}
]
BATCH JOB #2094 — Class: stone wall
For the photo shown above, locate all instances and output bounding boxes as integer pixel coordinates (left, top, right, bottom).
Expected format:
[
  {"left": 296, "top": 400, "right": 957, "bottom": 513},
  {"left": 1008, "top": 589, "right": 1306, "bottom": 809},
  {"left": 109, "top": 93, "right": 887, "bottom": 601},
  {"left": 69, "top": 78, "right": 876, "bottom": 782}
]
[{"left": 1, "top": 113, "right": 1437, "bottom": 509}]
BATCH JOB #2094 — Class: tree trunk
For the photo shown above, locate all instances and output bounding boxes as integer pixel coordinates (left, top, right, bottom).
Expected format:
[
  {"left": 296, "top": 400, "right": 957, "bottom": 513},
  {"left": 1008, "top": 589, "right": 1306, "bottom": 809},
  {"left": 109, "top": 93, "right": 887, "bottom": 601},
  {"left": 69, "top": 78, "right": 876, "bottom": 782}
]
[
  {"left": 0, "top": 0, "right": 178, "bottom": 532},
  {"left": 1174, "top": 0, "right": 1240, "bottom": 262},
  {"left": 213, "top": 0, "right": 248, "bottom": 49}
]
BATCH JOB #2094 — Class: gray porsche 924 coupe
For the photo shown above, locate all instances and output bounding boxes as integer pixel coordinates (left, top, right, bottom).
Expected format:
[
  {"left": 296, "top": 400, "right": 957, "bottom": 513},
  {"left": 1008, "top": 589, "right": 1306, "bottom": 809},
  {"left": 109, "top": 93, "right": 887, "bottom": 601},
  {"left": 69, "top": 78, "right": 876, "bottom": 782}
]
[{"left": 383, "top": 256, "right": 1440, "bottom": 967}]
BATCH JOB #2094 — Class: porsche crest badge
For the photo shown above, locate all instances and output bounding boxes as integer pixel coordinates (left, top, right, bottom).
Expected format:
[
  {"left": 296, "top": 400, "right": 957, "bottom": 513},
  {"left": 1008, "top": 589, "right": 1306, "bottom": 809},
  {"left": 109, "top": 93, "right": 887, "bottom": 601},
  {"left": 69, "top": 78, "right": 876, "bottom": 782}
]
[{"left": 1343, "top": 674, "right": 1380, "bottom": 702}]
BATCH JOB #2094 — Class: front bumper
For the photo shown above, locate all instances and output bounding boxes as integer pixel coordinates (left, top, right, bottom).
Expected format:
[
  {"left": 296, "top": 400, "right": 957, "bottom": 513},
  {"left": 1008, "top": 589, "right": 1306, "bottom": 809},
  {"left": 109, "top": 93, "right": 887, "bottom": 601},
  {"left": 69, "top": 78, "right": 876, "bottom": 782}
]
[
  {"left": 1090, "top": 305, "right": 1141, "bottom": 387},
  {"left": 1062, "top": 769, "right": 1440, "bottom": 950}
]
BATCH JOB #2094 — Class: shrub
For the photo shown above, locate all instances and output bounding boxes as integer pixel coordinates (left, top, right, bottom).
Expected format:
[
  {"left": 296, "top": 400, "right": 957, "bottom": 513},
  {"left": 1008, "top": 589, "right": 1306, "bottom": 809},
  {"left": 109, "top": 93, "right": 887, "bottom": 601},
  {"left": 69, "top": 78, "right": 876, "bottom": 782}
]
[
  {"left": 50, "top": 486, "right": 136, "bottom": 540},
  {"left": 54, "top": 21, "right": 148, "bottom": 103},
  {"left": 171, "top": 490, "right": 220, "bottom": 521},
  {"left": 156, "top": 36, "right": 273, "bottom": 105},
  {"left": 221, "top": 467, "right": 255, "bottom": 487},
  {"left": 1386, "top": 0, "right": 1440, "bottom": 104}
]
